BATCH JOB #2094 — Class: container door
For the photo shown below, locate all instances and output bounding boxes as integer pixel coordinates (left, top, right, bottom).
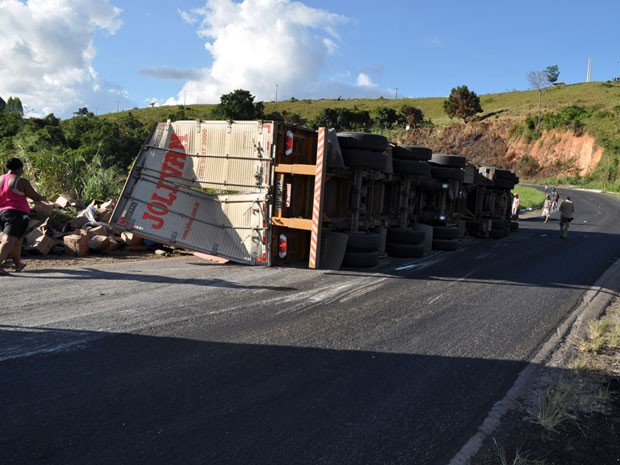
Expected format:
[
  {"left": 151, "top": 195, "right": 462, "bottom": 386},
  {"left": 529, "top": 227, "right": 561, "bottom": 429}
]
[{"left": 111, "top": 120, "right": 275, "bottom": 265}]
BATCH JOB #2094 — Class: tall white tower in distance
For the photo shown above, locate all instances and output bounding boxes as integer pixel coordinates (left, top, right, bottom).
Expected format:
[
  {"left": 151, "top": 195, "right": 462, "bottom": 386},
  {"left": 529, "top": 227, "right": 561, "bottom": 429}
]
[{"left": 586, "top": 58, "right": 592, "bottom": 82}]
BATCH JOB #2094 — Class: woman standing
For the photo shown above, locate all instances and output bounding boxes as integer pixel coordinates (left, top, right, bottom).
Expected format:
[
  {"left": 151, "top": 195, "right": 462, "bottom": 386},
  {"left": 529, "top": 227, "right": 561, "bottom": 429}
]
[
  {"left": 511, "top": 193, "right": 520, "bottom": 220},
  {"left": 0, "top": 158, "right": 46, "bottom": 275}
]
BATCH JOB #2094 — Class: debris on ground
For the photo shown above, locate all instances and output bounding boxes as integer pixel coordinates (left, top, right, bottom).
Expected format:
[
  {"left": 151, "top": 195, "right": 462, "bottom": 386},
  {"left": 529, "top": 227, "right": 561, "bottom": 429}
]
[{"left": 14, "top": 196, "right": 183, "bottom": 262}]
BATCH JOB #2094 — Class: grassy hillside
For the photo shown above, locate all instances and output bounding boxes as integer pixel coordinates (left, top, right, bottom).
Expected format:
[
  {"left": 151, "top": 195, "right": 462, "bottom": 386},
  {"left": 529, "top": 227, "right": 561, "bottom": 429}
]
[
  {"left": 98, "top": 80, "right": 620, "bottom": 193},
  {"left": 3, "top": 81, "right": 618, "bottom": 205},
  {"left": 102, "top": 81, "right": 620, "bottom": 128}
]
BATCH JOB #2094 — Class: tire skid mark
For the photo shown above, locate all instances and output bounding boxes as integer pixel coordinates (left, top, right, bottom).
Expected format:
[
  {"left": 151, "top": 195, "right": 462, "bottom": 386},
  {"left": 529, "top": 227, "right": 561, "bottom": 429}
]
[{"left": 0, "top": 326, "right": 102, "bottom": 362}]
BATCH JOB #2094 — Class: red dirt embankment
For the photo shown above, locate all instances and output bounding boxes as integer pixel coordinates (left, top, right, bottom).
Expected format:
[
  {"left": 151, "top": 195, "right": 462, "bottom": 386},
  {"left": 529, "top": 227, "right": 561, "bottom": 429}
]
[{"left": 403, "top": 120, "right": 603, "bottom": 178}]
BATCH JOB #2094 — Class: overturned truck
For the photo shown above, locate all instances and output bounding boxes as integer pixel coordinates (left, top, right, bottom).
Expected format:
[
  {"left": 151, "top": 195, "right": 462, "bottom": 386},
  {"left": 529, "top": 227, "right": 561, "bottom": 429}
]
[{"left": 110, "top": 120, "right": 518, "bottom": 269}]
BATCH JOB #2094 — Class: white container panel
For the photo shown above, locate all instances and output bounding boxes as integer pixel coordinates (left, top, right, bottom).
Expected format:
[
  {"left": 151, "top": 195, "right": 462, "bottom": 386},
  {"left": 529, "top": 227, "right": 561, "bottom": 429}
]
[{"left": 112, "top": 120, "right": 275, "bottom": 265}]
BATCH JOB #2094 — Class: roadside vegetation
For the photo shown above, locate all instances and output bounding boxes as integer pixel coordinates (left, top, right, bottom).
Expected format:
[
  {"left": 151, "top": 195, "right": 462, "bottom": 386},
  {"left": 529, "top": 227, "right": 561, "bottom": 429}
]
[
  {"left": 512, "top": 186, "right": 545, "bottom": 210},
  {"left": 1, "top": 81, "right": 619, "bottom": 204},
  {"left": 473, "top": 301, "right": 620, "bottom": 465},
  {"left": 511, "top": 100, "right": 620, "bottom": 191}
]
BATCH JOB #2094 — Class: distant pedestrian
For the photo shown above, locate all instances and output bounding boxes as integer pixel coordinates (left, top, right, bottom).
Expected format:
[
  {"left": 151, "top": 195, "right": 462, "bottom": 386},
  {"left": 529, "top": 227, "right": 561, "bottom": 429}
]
[
  {"left": 559, "top": 196, "right": 575, "bottom": 238},
  {"left": 511, "top": 193, "right": 520, "bottom": 220},
  {"left": 551, "top": 191, "right": 560, "bottom": 213},
  {"left": 542, "top": 195, "right": 552, "bottom": 223}
]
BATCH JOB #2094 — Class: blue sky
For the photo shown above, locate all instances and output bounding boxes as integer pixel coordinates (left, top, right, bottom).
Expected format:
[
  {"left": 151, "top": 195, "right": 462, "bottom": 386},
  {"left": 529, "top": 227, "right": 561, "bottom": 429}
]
[{"left": 1, "top": 0, "right": 618, "bottom": 119}]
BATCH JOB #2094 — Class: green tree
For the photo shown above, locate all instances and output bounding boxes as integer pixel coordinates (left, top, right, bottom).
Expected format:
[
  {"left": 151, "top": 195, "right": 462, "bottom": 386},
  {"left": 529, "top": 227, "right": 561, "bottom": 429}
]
[
  {"left": 0, "top": 112, "right": 23, "bottom": 138},
  {"left": 349, "top": 108, "right": 372, "bottom": 131},
  {"left": 5, "top": 97, "right": 24, "bottom": 116},
  {"left": 310, "top": 108, "right": 372, "bottom": 131},
  {"left": 400, "top": 105, "right": 425, "bottom": 128},
  {"left": 263, "top": 110, "right": 306, "bottom": 126},
  {"left": 214, "top": 89, "right": 263, "bottom": 120},
  {"left": 74, "top": 107, "right": 95, "bottom": 118},
  {"left": 0, "top": 96, "right": 5, "bottom": 113},
  {"left": 114, "top": 112, "right": 151, "bottom": 168},
  {"left": 443, "top": 85, "right": 482, "bottom": 122},
  {"left": 374, "top": 106, "right": 400, "bottom": 129},
  {"left": 311, "top": 108, "right": 338, "bottom": 129},
  {"left": 544, "top": 65, "right": 560, "bottom": 84}
]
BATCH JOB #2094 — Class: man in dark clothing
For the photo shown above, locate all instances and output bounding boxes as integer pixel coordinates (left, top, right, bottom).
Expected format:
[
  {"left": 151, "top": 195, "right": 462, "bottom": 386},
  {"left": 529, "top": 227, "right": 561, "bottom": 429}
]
[{"left": 558, "top": 196, "right": 575, "bottom": 238}]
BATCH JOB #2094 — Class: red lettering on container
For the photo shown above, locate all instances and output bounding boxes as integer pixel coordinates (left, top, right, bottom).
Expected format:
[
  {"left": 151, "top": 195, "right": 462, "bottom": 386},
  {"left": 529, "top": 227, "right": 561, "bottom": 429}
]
[
  {"left": 141, "top": 211, "right": 165, "bottom": 230},
  {"left": 141, "top": 132, "right": 188, "bottom": 230}
]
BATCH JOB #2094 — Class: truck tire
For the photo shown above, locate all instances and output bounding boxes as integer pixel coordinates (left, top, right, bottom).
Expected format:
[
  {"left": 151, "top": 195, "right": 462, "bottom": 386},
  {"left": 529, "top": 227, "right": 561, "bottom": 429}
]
[
  {"left": 494, "top": 177, "right": 515, "bottom": 189},
  {"left": 386, "top": 242, "right": 425, "bottom": 258},
  {"left": 490, "top": 219, "right": 507, "bottom": 238},
  {"left": 345, "top": 232, "right": 381, "bottom": 251},
  {"left": 342, "top": 250, "right": 379, "bottom": 268},
  {"left": 341, "top": 149, "right": 387, "bottom": 171},
  {"left": 337, "top": 132, "right": 388, "bottom": 152},
  {"left": 392, "top": 159, "right": 431, "bottom": 177},
  {"left": 430, "top": 166, "right": 465, "bottom": 181},
  {"left": 386, "top": 228, "right": 426, "bottom": 245},
  {"left": 465, "top": 220, "right": 482, "bottom": 237},
  {"left": 430, "top": 153, "right": 467, "bottom": 167},
  {"left": 432, "top": 239, "right": 458, "bottom": 251},
  {"left": 491, "top": 219, "right": 507, "bottom": 230},
  {"left": 319, "top": 231, "right": 348, "bottom": 270},
  {"left": 433, "top": 226, "right": 459, "bottom": 240},
  {"left": 392, "top": 145, "right": 432, "bottom": 161}
]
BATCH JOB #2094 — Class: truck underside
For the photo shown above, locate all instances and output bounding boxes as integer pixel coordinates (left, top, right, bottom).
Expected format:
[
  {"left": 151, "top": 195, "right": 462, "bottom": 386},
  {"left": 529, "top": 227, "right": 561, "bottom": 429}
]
[{"left": 111, "top": 120, "right": 519, "bottom": 269}]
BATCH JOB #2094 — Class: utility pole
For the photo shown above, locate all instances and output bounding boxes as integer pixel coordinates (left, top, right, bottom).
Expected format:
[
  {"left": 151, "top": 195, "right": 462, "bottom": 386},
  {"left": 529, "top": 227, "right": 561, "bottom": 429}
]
[
  {"left": 395, "top": 88, "right": 398, "bottom": 99},
  {"left": 275, "top": 84, "right": 279, "bottom": 102}
]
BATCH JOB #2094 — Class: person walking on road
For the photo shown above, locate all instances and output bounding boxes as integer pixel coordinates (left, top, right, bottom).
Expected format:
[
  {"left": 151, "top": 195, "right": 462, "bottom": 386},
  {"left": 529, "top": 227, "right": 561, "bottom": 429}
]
[
  {"left": 542, "top": 195, "right": 552, "bottom": 223},
  {"left": 559, "top": 196, "right": 575, "bottom": 238},
  {"left": 0, "top": 157, "right": 46, "bottom": 275},
  {"left": 552, "top": 191, "right": 560, "bottom": 213}
]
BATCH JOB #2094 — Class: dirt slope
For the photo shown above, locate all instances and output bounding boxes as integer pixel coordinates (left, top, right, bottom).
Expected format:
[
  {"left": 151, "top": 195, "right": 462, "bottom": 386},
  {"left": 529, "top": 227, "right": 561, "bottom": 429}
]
[{"left": 402, "top": 120, "right": 603, "bottom": 178}]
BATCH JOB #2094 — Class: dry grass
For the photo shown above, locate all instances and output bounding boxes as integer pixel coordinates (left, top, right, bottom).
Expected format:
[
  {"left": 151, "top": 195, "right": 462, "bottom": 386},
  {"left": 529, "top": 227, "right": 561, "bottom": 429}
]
[
  {"left": 456, "top": 298, "right": 620, "bottom": 465},
  {"left": 532, "top": 311, "right": 620, "bottom": 426},
  {"left": 492, "top": 438, "right": 541, "bottom": 465},
  {"left": 578, "top": 319, "right": 611, "bottom": 352},
  {"left": 529, "top": 382, "right": 577, "bottom": 431}
]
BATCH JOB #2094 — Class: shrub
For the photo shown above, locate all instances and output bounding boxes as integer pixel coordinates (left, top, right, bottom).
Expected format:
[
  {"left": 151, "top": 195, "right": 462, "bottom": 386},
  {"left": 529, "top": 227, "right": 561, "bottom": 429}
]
[{"left": 80, "top": 156, "right": 124, "bottom": 203}]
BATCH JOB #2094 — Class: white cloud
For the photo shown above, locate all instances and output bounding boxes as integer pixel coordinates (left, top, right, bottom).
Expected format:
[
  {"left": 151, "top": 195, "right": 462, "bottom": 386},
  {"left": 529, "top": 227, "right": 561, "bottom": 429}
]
[
  {"left": 0, "top": 0, "right": 126, "bottom": 118},
  {"left": 167, "top": 0, "right": 383, "bottom": 105},
  {"left": 356, "top": 72, "right": 377, "bottom": 88},
  {"left": 0, "top": 0, "right": 392, "bottom": 119}
]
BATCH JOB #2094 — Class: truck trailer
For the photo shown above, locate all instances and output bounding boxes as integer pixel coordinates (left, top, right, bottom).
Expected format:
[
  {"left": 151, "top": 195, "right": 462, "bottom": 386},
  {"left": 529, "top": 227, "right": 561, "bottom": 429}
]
[{"left": 110, "top": 120, "right": 518, "bottom": 269}]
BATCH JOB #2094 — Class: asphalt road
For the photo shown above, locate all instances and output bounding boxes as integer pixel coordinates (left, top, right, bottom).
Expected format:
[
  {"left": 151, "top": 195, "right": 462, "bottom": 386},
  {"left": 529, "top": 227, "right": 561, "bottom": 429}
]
[{"left": 1, "top": 188, "right": 619, "bottom": 465}]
